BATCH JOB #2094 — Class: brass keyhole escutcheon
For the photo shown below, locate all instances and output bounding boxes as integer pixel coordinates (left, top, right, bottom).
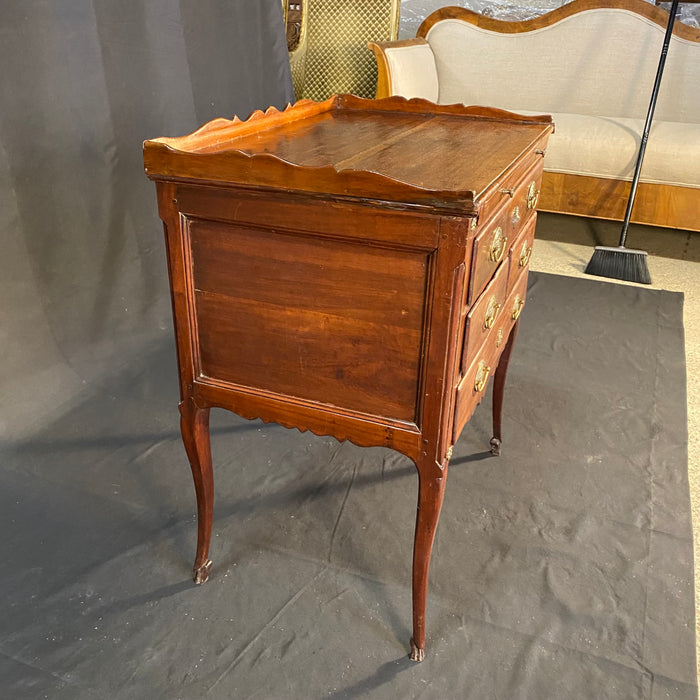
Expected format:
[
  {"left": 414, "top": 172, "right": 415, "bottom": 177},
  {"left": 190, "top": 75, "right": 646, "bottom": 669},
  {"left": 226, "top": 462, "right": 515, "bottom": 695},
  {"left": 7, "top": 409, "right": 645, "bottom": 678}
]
[
  {"left": 527, "top": 181, "right": 540, "bottom": 209},
  {"left": 474, "top": 361, "right": 491, "bottom": 393},
  {"left": 511, "top": 206, "right": 520, "bottom": 227},
  {"left": 488, "top": 227, "right": 507, "bottom": 263}
]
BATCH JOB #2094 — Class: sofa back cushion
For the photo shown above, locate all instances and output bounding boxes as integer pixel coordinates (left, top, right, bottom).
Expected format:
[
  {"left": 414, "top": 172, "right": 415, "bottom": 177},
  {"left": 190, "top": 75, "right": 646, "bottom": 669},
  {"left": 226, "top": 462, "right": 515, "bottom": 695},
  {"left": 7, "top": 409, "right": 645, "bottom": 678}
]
[{"left": 425, "top": 9, "right": 700, "bottom": 123}]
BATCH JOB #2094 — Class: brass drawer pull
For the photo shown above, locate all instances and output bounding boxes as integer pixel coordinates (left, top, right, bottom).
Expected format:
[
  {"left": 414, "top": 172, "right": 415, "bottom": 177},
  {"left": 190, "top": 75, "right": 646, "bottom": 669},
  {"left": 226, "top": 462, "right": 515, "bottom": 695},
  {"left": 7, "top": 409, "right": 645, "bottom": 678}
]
[
  {"left": 474, "top": 361, "right": 491, "bottom": 393},
  {"left": 519, "top": 242, "right": 532, "bottom": 267},
  {"left": 526, "top": 181, "right": 540, "bottom": 210},
  {"left": 500, "top": 187, "right": 515, "bottom": 198},
  {"left": 488, "top": 227, "right": 507, "bottom": 263},
  {"left": 483, "top": 297, "right": 501, "bottom": 329},
  {"left": 512, "top": 295, "right": 525, "bottom": 320}
]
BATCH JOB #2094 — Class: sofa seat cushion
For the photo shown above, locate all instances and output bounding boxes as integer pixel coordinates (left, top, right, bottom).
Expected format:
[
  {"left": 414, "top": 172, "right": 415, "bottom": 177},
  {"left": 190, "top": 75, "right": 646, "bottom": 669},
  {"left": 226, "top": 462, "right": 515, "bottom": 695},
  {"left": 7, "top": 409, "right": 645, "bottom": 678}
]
[{"left": 510, "top": 111, "right": 700, "bottom": 187}]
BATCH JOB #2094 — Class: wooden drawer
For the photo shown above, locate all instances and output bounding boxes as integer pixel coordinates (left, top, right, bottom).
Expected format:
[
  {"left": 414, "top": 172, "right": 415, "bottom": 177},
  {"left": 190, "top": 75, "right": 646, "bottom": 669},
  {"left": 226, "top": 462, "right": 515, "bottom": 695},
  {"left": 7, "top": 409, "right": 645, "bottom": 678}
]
[
  {"left": 461, "top": 258, "right": 509, "bottom": 375},
  {"left": 468, "top": 216, "right": 509, "bottom": 306},
  {"left": 474, "top": 142, "right": 546, "bottom": 221},
  {"left": 497, "top": 158, "right": 544, "bottom": 253},
  {"left": 467, "top": 158, "right": 544, "bottom": 305},
  {"left": 503, "top": 264, "right": 529, "bottom": 331},
  {"left": 452, "top": 265, "right": 530, "bottom": 444},
  {"left": 508, "top": 159, "right": 544, "bottom": 234},
  {"left": 452, "top": 331, "right": 500, "bottom": 443},
  {"left": 506, "top": 213, "right": 537, "bottom": 293}
]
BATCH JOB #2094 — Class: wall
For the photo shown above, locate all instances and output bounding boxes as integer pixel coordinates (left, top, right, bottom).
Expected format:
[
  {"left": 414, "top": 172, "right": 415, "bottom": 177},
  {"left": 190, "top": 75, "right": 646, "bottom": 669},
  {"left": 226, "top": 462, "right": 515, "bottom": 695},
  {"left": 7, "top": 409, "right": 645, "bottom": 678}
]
[{"left": 0, "top": 1, "right": 294, "bottom": 440}]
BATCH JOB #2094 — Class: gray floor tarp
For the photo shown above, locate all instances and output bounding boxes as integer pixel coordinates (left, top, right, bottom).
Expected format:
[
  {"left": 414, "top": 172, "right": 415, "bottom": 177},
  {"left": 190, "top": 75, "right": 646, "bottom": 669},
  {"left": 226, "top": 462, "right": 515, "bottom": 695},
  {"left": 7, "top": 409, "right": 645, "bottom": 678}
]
[{"left": 1, "top": 272, "right": 695, "bottom": 699}]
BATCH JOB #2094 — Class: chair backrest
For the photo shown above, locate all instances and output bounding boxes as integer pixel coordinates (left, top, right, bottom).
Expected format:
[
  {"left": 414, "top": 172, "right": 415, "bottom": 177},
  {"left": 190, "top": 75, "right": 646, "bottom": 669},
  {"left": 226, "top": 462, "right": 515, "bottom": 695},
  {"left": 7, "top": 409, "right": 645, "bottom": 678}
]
[
  {"left": 372, "top": 38, "right": 440, "bottom": 102},
  {"left": 420, "top": 0, "right": 700, "bottom": 123}
]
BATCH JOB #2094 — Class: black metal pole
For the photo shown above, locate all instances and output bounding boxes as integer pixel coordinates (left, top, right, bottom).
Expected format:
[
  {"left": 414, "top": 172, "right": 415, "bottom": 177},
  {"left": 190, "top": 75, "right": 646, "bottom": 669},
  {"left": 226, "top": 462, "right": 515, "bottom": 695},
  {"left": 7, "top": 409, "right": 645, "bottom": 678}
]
[{"left": 618, "top": 0, "right": 680, "bottom": 247}]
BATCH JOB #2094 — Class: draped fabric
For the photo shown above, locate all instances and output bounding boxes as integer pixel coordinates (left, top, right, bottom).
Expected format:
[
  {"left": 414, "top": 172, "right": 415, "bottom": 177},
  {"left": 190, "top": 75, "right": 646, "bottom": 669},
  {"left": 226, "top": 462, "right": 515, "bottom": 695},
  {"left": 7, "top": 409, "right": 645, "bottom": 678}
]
[{"left": 0, "top": 1, "right": 294, "bottom": 440}]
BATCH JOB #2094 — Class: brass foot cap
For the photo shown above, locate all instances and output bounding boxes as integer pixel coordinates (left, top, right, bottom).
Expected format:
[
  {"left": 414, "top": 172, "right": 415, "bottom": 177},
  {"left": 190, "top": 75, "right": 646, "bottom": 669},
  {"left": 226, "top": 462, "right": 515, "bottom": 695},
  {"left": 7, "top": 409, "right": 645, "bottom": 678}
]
[
  {"left": 409, "top": 637, "right": 425, "bottom": 662},
  {"left": 193, "top": 559, "right": 213, "bottom": 585},
  {"left": 490, "top": 437, "right": 501, "bottom": 456}
]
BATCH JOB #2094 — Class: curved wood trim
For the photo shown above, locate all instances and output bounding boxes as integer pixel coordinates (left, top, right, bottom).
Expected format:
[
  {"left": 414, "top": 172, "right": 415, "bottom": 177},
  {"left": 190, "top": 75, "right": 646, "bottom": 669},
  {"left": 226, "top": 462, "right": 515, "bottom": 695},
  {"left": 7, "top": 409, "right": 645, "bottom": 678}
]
[
  {"left": 539, "top": 171, "right": 700, "bottom": 231},
  {"left": 147, "top": 94, "right": 552, "bottom": 154},
  {"left": 193, "top": 380, "right": 424, "bottom": 462},
  {"left": 339, "top": 94, "right": 553, "bottom": 125},
  {"left": 417, "top": 0, "right": 700, "bottom": 42},
  {"left": 150, "top": 98, "right": 331, "bottom": 151},
  {"left": 369, "top": 38, "right": 432, "bottom": 98},
  {"left": 389, "top": 0, "right": 402, "bottom": 41},
  {"left": 144, "top": 95, "right": 553, "bottom": 211},
  {"left": 372, "top": 37, "right": 429, "bottom": 50},
  {"left": 368, "top": 41, "right": 394, "bottom": 99}
]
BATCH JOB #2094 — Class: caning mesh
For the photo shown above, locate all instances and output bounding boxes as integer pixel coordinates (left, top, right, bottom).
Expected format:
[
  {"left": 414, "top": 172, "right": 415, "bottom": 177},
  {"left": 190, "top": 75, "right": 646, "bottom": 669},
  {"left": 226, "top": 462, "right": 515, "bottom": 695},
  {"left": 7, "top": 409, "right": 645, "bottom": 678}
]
[{"left": 290, "top": 0, "right": 400, "bottom": 101}]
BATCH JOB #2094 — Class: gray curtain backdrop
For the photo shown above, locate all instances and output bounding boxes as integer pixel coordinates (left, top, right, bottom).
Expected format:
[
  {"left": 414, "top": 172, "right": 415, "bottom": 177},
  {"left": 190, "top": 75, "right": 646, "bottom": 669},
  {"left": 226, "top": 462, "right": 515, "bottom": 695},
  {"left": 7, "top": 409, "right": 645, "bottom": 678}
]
[{"left": 0, "top": 1, "right": 295, "bottom": 441}]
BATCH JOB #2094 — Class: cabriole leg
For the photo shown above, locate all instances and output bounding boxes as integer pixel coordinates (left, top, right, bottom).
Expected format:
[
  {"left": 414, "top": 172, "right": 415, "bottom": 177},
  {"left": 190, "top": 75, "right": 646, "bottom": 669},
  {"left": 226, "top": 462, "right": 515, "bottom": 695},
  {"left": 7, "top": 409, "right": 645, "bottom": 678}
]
[
  {"left": 491, "top": 319, "right": 520, "bottom": 455},
  {"left": 179, "top": 397, "right": 214, "bottom": 584},
  {"left": 410, "top": 456, "right": 449, "bottom": 662}
]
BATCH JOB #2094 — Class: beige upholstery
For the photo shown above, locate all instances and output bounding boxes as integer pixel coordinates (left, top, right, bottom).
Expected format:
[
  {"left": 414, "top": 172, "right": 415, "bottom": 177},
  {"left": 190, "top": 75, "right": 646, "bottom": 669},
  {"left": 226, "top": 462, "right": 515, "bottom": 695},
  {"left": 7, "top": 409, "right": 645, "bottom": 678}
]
[
  {"left": 383, "top": 41, "right": 440, "bottom": 102},
  {"left": 426, "top": 12, "right": 700, "bottom": 123},
  {"left": 516, "top": 112, "right": 700, "bottom": 187}
]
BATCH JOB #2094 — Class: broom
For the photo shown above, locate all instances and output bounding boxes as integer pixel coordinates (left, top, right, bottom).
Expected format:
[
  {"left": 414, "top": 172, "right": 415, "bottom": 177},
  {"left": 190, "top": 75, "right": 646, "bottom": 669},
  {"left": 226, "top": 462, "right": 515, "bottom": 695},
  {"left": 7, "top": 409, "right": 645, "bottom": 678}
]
[{"left": 584, "top": 0, "right": 681, "bottom": 285}]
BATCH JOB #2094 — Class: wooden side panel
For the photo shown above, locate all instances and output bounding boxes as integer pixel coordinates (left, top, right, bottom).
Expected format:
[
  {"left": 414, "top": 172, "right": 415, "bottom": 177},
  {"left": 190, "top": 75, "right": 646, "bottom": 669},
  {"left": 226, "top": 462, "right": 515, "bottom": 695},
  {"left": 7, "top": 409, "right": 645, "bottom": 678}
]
[
  {"left": 187, "top": 217, "right": 432, "bottom": 422},
  {"left": 539, "top": 172, "right": 700, "bottom": 232},
  {"left": 175, "top": 184, "right": 441, "bottom": 250}
]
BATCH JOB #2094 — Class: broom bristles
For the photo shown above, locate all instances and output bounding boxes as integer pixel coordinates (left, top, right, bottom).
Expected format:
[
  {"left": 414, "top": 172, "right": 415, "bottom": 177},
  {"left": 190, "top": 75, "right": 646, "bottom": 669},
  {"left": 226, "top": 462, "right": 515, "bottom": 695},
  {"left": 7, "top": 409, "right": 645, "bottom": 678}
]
[{"left": 584, "top": 246, "right": 652, "bottom": 285}]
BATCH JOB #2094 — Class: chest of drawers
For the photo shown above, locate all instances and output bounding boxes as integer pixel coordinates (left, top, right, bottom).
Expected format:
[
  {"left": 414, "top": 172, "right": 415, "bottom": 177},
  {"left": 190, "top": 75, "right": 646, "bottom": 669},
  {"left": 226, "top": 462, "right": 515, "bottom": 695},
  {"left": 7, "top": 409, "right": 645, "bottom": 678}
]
[{"left": 144, "top": 95, "right": 553, "bottom": 661}]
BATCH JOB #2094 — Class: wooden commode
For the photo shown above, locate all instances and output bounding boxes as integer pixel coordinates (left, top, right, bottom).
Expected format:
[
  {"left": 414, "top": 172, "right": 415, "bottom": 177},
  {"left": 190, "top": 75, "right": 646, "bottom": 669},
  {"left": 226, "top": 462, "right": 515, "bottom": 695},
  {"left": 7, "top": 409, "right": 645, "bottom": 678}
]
[{"left": 143, "top": 94, "right": 553, "bottom": 661}]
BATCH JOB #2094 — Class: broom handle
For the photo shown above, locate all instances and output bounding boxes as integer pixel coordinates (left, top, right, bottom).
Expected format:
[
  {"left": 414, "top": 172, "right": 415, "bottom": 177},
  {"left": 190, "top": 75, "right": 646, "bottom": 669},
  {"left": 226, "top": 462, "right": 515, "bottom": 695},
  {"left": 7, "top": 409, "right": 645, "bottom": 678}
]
[{"left": 619, "top": 0, "right": 679, "bottom": 247}]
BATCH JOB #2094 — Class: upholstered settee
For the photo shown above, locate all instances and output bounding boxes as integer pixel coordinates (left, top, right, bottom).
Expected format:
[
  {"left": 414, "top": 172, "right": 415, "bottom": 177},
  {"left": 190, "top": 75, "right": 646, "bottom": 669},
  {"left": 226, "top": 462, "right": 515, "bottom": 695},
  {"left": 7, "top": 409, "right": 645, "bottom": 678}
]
[{"left": 370, "top": 0, "right": 700, "bottom": 231}]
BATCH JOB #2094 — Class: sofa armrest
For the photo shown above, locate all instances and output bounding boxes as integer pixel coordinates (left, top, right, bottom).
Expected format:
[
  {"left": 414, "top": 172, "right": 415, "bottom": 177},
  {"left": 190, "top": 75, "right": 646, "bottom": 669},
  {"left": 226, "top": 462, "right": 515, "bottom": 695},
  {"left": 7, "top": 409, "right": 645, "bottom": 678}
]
[{"left": 369, "top": 38, "right": 439, "bottom": 102}]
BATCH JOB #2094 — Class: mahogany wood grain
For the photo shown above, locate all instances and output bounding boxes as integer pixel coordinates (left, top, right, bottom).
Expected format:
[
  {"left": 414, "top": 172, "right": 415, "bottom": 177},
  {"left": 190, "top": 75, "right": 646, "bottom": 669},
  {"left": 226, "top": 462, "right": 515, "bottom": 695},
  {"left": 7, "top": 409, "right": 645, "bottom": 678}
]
[
  {"left": 179, "top": 397, "right": 214, "bottom": 584},
  {"left": 145, "top": 95, "right": 552, "bottom": 215},
  {"left": 539, "top": 172, "right": 700, "bottom": 232},
  {"left": 175, "top": 184, "right": 442, "bottom": 250},
  {"left": 491, "top": 319, "right": 520, "bottom": 456},
  {"left": 144, "top": 95, "right": 552, "bottom": 662},
  {"left": 410, "top": 458, "right": 448, "bottom": 662},
  {"left": 189, "top": 218, "right": 430, "bottom": 421}
]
